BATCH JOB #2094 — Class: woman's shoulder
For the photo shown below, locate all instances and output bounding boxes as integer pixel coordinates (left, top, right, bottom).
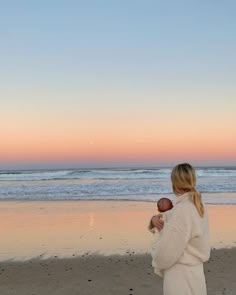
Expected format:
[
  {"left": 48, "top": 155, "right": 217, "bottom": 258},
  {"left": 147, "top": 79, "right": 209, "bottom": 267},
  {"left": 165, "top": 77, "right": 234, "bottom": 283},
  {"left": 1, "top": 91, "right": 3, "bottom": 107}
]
[
  {"left": 175, "top": 197, "right": 195, "bottom": 210},
  {"left": 176, "top": 195, "right": 208, "bottom": 221},
  {"left": 171, "top": 198, "right": 198, "bottom": 221}
]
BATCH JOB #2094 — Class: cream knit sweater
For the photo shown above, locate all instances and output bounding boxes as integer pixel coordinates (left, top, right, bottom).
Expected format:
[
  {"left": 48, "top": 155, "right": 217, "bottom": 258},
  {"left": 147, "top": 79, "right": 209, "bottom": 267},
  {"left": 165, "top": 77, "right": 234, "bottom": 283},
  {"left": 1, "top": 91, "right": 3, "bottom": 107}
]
[{"left": 153, "top": 192, "right": 210, "bottom": 272}]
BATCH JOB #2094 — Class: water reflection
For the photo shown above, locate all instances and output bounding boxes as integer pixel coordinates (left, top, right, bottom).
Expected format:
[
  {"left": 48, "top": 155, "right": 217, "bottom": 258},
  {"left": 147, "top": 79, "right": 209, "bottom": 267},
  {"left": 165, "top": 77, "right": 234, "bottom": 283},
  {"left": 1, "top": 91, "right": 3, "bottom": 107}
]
[
  {"left": 89, "top": 213, "right": 94, "bottom": 230},
  {"left": 0, "top": 201, "right": 235, "bottom": 261}
]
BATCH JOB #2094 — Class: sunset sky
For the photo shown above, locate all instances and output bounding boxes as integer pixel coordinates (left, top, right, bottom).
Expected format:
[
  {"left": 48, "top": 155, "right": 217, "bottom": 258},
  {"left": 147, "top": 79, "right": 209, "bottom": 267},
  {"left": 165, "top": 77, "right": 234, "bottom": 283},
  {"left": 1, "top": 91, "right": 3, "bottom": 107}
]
[{"left": 1, "top": 1, "right": 236, "bottom": 169}]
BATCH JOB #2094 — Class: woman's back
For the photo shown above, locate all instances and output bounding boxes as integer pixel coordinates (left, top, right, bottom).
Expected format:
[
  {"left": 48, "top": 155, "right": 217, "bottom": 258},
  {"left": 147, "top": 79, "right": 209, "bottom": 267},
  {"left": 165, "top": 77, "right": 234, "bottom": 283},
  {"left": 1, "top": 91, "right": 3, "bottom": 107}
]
[
  {"left": 153, "top": 191, "right": 210, "bottom": 271},
  {"left": 174, "top": 192, "right": 210, "bottom": 266},
  {"left": 152, "top": 163, "right": 210, "bottom": 295}
]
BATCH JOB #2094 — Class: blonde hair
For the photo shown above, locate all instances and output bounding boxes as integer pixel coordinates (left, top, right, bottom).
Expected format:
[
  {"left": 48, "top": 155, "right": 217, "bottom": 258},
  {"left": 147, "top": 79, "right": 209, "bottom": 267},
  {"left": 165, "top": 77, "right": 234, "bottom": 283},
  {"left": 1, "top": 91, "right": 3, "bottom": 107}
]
[{"left": 171, "top": 163, "right": 204, "bottom": 217}]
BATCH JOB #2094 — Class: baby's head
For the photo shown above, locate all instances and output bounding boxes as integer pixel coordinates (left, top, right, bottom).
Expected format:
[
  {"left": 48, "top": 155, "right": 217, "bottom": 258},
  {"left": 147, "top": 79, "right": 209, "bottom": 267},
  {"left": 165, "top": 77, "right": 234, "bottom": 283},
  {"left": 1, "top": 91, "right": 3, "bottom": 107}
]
[{"left": 157, "top": 197, "right": 173, "bottom": 213}]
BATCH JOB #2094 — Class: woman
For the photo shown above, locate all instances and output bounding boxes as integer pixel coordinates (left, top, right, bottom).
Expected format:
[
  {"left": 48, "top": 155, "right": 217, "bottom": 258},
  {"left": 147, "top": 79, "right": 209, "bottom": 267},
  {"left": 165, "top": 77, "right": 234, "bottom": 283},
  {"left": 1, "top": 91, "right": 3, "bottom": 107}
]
[{"left": 151, "top": 163, "right": 210, "bottom": 295}]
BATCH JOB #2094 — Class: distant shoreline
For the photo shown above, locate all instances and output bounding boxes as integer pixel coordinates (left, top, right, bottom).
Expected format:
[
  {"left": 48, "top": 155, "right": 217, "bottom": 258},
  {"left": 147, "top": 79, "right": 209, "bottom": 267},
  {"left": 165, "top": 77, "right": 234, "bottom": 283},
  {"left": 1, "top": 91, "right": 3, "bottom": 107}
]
[
  {"left": 1, "top": 165, "right": 236, "bottom": 171},
  {"left": 0, "top": 198, "right": 236, "bottom": 205}
]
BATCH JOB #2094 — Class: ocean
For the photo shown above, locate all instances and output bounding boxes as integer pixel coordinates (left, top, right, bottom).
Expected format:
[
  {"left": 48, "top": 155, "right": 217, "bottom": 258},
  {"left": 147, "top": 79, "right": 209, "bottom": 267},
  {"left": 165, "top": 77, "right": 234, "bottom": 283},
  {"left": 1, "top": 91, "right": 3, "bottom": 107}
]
[{"left": 0, "top": 167, "right": 236, "bottom": 204}]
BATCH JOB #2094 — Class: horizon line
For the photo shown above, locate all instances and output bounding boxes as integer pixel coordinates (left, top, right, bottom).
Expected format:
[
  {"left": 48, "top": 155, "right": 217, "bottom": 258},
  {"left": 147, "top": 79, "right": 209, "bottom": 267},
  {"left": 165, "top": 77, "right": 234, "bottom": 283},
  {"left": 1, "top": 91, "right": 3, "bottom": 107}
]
[{"left": 1, "top": 165, "right": 236, "bottom": 171}]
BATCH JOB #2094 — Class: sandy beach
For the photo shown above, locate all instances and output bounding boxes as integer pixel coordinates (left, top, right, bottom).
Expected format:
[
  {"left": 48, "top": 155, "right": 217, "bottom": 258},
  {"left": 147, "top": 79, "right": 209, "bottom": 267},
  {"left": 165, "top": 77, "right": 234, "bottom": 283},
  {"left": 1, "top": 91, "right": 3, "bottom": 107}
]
[
  {"left": 0, "top": 201, "right": 236, "bottom": 294},
  {"left": 0, "top": 248, "right": 235, "bottom": 295}
]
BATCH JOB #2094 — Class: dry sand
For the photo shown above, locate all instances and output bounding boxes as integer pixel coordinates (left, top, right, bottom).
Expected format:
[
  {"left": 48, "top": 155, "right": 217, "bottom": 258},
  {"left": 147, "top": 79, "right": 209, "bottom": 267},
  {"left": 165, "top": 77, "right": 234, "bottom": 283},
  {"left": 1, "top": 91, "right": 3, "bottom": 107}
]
[{"left": 0, "top": 248, "right": 235, "bottom": 295}]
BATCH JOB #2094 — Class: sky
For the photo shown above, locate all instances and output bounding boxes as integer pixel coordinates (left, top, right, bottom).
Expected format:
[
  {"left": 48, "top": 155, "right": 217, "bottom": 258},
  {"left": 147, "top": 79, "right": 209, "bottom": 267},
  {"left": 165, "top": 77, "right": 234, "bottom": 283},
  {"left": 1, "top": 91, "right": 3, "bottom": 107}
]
[{"left": 1, "top": 1, "right": 236, "bottom": 169}]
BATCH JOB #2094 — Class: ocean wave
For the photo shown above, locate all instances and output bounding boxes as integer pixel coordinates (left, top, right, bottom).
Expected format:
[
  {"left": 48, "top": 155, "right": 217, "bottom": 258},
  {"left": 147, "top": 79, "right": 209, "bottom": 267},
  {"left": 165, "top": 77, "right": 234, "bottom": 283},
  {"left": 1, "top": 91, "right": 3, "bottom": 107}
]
[
  {"left": 0, "top": 168, "right": 236, "bottom": 204},
  {"left": 0, "top": 171, "right": 23, "bottom": 175},
  {"left": 1, "top": 167, "right": 236, "bottom": 181}
]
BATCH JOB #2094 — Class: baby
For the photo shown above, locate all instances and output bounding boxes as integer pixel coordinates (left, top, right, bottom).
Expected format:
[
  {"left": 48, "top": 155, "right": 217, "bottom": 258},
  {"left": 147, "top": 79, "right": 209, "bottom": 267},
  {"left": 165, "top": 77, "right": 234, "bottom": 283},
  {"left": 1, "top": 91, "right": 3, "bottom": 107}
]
[{"left": 148, "top": 197, "right": 174, "bottom": 277}]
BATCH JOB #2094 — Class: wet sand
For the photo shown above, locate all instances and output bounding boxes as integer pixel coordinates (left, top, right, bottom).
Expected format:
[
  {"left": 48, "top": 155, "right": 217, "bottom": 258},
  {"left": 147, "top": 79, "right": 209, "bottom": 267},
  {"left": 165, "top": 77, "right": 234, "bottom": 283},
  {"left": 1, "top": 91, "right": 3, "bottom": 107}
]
[
  {"left": 0, "top": 201, "right": 236, "bottom": 260},
  {"left": 0, "top": 248, "right": 235, "bottom": 295},
  {"left": 0, "top": 201, "right": 236, "bottom": 294}
]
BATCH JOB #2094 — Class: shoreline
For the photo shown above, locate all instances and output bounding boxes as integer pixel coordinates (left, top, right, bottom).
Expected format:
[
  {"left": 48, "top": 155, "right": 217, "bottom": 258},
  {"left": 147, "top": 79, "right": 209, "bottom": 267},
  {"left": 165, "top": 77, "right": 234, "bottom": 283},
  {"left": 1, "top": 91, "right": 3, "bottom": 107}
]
[
  {"left": 1, "top": 191, "right": 236, "bottom": 205},
  {"left": 0, "top": 248, "right": 235, "bottom": 295},
  {"left": 0, "top": 199, "right": 236, "bottom": 206}
]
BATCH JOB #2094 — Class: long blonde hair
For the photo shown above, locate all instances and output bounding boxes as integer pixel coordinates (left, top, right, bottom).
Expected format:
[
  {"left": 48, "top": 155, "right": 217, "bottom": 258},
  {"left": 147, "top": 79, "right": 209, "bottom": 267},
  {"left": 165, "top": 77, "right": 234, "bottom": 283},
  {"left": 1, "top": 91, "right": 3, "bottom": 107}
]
[{"left": 171, "top": 163, "right": 204, "bottom": 217}]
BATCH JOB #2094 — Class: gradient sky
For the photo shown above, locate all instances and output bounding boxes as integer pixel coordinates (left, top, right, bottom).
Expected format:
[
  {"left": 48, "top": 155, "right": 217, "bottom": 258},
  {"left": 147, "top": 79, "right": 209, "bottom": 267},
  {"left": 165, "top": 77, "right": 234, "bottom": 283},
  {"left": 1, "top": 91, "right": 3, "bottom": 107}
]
[{"left": 1, "top": 1, "right": 236, "bottom": 169}]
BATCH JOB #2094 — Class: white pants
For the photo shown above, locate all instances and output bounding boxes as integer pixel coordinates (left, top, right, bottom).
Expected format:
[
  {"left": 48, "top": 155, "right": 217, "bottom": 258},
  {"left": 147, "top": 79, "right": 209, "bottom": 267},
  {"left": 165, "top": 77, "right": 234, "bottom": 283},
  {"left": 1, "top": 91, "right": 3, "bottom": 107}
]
[{"left": 163, "top": 263, "right": 207, "bottom": 295}]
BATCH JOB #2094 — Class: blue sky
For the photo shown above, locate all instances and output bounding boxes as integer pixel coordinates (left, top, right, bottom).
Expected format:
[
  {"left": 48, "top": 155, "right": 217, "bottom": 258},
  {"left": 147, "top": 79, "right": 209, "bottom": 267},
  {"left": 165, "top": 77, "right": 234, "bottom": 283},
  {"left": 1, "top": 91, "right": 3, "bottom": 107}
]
[
  {"left": 1, "top": 1, "right": 236, "bottom": 168},
  {"left": 1, "top": 0, "right": 235, "bottom": 91}
]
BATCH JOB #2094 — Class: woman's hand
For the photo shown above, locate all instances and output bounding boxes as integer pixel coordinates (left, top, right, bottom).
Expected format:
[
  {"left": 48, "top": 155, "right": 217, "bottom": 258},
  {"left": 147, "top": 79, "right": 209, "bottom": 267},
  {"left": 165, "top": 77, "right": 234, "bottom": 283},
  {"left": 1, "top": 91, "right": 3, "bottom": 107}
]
[{"left": 151, "top": 214, "right": 164, "bottom": 232}]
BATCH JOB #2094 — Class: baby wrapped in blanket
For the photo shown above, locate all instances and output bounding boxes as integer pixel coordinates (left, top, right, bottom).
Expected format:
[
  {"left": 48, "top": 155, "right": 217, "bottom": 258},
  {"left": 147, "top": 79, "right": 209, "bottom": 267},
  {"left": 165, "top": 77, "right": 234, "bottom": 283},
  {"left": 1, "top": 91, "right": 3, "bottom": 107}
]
[{"left": 148, "top": 197, "right": 174, "bottom": 277}]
